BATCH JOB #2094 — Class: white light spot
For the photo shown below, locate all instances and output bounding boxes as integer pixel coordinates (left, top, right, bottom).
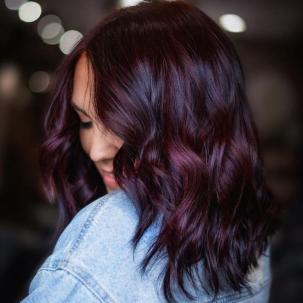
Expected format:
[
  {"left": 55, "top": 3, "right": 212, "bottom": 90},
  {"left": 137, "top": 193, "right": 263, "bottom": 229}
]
[
  {"left": 219, "top": 14, "right": 246, "bottom": 33},
  {"left": 37, "top": 15, "right": 64, "bottom": 45},
  {"left": 29, "top": 71, "right": 50, "bottom": 93},
  {"left": 42, "top": 23, "right": 64, "bottom": 40},
  {"left": 120, "top": 0, "right": 142, "bottom": 7},
  {"left": 18, "top": 1, "right": 42, "bottom": 23},
  {"left": 4, "top": 0, "right": 26, "bottom": 10},
  {"left": 59, "top": 30, "right": 83, "bottom": 55}
]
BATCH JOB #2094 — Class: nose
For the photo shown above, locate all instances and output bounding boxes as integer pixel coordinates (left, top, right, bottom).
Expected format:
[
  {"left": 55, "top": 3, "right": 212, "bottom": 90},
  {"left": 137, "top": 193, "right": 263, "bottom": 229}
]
[{"left": 88, "top": 130, "right": 113, "bottom": 164}]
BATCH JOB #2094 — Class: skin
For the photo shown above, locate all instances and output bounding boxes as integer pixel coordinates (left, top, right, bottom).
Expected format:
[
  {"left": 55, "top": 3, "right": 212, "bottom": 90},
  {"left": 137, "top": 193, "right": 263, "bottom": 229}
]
[{"left": 71, "top": 52, "right": 124, "bottom": 193}]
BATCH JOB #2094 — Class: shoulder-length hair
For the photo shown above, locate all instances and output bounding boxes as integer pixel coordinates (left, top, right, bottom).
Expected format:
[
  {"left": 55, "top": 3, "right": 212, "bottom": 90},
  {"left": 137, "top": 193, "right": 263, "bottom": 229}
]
[{"left": 40, "top": 0, "right": 281, "bottom": 302}]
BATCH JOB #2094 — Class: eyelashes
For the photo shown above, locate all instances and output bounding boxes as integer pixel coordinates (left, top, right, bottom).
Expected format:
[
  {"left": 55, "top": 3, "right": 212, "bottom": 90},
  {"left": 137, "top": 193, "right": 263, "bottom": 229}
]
[
  {"left": 75, "top": 113, "right": 92, "bottom": 129},
  {"left": 79, "top": 121, "right": 92, "bottom": 129},
  {"left": 71, "top": 107, "right": 92, "bottom": 129}
]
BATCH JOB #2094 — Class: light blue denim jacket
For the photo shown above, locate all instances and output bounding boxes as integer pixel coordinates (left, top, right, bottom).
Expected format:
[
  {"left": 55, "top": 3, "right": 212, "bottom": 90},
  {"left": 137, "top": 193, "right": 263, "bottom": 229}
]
[{"left": 20, "top": 189, "right": 272, "bottom": 302}]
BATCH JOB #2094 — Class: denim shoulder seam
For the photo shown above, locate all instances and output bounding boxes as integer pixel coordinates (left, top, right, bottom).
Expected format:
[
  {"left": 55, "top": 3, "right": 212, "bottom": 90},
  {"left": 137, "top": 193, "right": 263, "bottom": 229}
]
[
  {"left": 38, "top": 259, "right": 118, "bottom": 303},
  {"left": 67, "top": 191, "right": 118, "bottom": 257}
]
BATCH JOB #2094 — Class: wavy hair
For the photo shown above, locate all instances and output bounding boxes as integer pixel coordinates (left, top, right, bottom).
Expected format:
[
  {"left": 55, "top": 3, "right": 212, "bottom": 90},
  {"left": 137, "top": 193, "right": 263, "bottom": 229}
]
[{"left": 40, "top": 0, "right": 281, "bottom": 302}]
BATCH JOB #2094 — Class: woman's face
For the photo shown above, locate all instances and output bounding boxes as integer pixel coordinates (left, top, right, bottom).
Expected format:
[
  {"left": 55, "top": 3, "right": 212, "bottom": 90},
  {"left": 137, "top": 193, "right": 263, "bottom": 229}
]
[{"left": 71, "top": 52, "right": 124, "bottom": 193}]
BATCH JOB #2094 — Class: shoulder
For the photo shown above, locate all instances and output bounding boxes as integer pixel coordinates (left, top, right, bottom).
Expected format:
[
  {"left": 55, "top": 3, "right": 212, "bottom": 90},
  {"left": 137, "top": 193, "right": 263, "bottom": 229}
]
[
  {"left": 50, "top": 188, "right": 142, "bottom": 259},
  {"left": 44, "top": 188, "right": 162, "bottom": 281},
  {"left": 23, "top": 189, "right": 163, "bottom": 302},
  {"left": 22, "top": 189, "right": 145, "bottom": 303},
  {"left": 23, "top": 189, "right": 273, "bottom": 303}
]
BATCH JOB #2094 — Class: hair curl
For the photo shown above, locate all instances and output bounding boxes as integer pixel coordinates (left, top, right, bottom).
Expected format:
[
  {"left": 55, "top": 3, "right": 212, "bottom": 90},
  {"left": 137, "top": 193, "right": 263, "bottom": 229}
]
[{"left": 40, "top": 1, "right": 281, "bottom": 302}]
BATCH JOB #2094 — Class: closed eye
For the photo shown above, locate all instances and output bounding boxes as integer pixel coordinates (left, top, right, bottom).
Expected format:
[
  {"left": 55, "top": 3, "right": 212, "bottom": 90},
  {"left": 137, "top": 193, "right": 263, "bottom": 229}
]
[{"left": 80, "top": 121, "right": 92, "bottom": 129}]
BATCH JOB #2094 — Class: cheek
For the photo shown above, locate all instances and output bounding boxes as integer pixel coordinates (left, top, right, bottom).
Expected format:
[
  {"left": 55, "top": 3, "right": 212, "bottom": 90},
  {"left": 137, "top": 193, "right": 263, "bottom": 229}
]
[{"left": 79, "top": 131, "right": 91, "bottom": 155}]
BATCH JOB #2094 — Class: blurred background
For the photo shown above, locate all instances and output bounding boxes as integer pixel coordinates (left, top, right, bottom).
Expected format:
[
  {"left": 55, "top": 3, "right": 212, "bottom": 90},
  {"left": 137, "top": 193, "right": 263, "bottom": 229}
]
[{"left": 0, "top": 0, "right": 302, "bottom": 302}]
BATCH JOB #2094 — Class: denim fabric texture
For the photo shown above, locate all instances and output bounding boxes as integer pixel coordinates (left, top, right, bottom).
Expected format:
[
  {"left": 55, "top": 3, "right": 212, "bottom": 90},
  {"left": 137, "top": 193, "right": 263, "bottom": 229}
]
[{"left": 20, "top": 189, "right": 272, "bottom": 302}]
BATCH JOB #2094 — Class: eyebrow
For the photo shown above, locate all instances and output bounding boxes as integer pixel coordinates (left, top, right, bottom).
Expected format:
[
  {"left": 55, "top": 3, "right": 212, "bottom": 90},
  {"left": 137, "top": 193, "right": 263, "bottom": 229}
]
[{"left": 71, "top": 101, "right": 89, "bottom": 117}]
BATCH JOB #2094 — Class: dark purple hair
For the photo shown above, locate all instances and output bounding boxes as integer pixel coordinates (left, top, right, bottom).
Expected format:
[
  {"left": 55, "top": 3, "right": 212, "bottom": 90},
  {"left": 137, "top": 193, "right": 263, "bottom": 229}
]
[{"left": 40, "top": 1, "right": 281, "bottom": 302}]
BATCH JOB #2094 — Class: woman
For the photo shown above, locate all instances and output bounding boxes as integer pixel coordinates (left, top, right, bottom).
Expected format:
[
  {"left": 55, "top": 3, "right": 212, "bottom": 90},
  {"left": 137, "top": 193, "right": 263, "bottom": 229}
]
[{"left": 21, "top": 0, "right": 281, "bottom": 302}]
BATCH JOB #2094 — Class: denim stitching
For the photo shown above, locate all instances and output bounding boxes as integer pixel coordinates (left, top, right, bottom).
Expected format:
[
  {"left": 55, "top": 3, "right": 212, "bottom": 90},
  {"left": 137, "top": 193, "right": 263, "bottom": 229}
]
[
  {"left": 38, "top": 259, "right": 118, "bottom": 303},
  {"left": 68, "top": 190, "right": 122, "bottom": 256}
]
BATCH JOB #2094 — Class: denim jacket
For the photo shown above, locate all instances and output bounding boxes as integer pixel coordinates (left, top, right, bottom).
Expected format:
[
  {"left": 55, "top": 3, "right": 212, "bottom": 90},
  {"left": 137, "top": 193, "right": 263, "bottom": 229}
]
[{"left": 20, "top": 189, "right": 272, "bottom": 302}]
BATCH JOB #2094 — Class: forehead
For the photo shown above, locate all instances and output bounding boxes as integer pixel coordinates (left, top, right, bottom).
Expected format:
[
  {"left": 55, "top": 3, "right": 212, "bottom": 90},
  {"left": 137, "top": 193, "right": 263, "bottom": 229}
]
[{"left": 71, "top": 52, "right": 95, "bottom": 115}]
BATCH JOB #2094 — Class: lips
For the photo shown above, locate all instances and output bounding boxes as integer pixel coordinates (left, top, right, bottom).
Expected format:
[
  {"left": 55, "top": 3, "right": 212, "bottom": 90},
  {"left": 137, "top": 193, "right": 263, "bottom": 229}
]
[{"left": 101, "top": 170, "right": 117, "bottom": 187}]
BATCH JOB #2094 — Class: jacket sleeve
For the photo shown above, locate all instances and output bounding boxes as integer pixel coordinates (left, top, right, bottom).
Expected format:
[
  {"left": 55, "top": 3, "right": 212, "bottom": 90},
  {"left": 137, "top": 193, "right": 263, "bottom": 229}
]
[{"left": 20, "top": 267, "right": 104, "bottom": 303}]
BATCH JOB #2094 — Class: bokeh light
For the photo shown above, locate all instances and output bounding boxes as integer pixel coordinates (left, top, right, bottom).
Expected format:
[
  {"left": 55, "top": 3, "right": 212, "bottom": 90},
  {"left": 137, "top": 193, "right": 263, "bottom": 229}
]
[
  {"left": 37, "top": 15, "right": 64, "bottom": 45},
  {"left": 18, "top": 1, "right": 42, "bottom": 23},
  {"left": 219, "top": 14, "right": 246, "bottom": 33},
  {"left": 4, "top": 0, "right": 26, "bottom": 10},
  {"left": 59, "top": 30, "right": 83, "bottom": 54},
  {"left": 0, "top": 64, "right": 20, "bottom": 99},
  {"left": 120, "top": 0, "right": 143, "bottom": 8},
  {"left": 28, "top": 71, "right": 51, "bottom": 93}
]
